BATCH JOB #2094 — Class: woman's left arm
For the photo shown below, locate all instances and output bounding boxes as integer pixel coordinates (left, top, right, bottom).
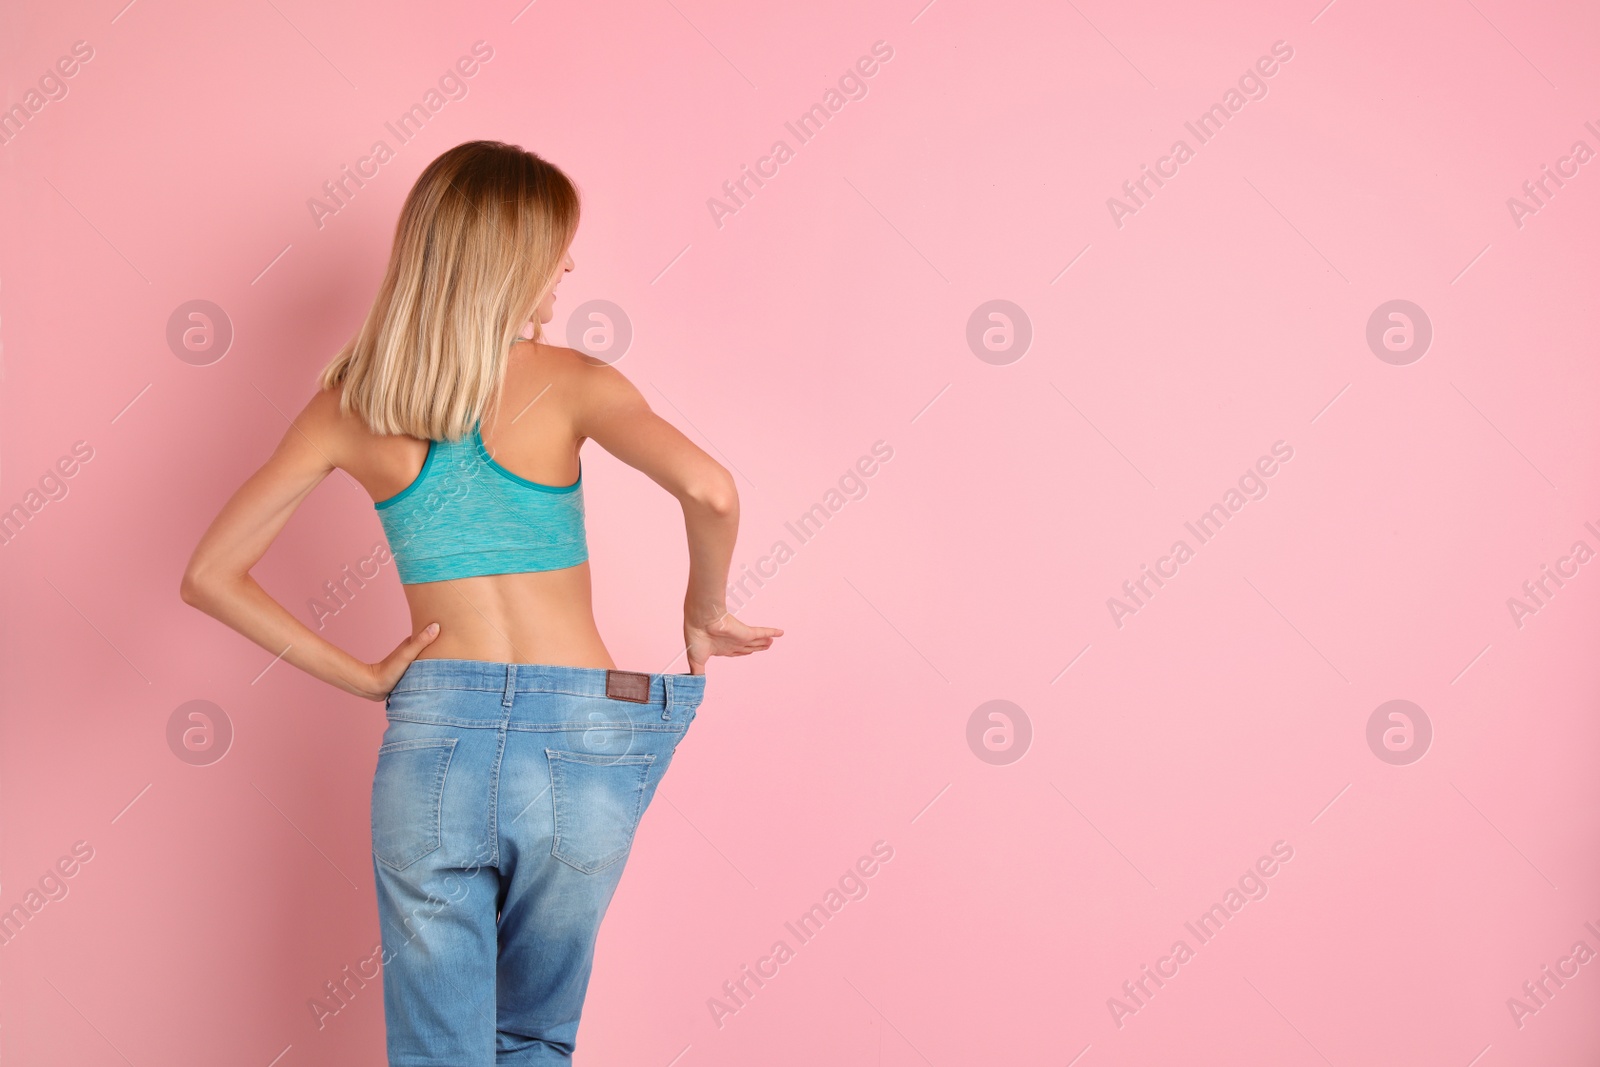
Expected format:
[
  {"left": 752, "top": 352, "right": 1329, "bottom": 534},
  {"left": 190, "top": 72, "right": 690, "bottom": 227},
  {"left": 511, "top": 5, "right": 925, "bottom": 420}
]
[{"left": 178, "top": 390, "right": 437, "bottom": 700}]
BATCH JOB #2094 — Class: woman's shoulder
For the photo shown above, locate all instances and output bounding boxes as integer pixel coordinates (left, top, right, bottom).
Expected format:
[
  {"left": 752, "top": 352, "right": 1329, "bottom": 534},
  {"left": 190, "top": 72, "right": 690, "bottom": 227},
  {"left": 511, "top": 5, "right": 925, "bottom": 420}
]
[
  {"left": 520, "top": 339, "right": 623, "bottom": 374},
  {"left": 297, "top": 380, "right": 428, "bottom": 491},
  {"left": 301, "top": 380, "right": 374, "bottom": 438},
  {"left": 517, "top": 339, "right": 640, "bottom": 402},
  {"left": 293, "top": 381, "right": 396, "bottom": 465}
]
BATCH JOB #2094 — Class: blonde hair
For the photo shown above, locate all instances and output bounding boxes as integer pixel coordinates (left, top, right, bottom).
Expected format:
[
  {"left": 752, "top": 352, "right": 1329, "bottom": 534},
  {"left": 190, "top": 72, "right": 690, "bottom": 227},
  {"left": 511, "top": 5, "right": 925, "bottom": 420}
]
[{"left": 319, "top": 140, "right": 580, "bottom": 440}]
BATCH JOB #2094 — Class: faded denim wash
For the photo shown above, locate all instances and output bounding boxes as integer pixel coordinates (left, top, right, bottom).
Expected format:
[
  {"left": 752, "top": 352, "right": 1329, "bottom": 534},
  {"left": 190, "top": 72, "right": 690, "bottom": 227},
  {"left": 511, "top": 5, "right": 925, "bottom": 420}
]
[{"left": 371, "top": 658, "right": 705, "bottom": 1065}]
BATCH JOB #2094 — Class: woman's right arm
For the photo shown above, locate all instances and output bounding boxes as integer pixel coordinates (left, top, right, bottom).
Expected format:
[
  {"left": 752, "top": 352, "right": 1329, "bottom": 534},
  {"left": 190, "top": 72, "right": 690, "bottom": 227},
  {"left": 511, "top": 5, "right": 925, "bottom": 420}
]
[
  {"left": 574, "top": 362, "right": 782, "bottom": 674},
  {"left": 179, "top": 390, "right": 439, "bottom": 699}
]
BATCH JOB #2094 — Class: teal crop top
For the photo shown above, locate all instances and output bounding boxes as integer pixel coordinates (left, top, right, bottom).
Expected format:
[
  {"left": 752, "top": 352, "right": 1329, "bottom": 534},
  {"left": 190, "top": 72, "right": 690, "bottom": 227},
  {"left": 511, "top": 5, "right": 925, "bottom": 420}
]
[{"left": 374, "top": 422, "right": 587, "bottom": 584}]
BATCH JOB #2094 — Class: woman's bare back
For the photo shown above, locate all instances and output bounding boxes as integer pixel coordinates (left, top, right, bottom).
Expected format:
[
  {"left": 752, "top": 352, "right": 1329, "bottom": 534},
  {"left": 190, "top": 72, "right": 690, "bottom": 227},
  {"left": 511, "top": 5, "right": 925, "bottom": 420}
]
[{"left": 328, "top": 340, "right": 617, "bottom": 669}]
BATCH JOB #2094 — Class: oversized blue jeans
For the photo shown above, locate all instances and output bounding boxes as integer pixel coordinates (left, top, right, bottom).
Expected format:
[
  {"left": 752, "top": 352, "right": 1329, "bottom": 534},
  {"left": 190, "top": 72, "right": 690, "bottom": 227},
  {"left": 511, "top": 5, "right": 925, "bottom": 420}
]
[{"left": 371, "top": 659, "right": 705, "bottom": 1065}]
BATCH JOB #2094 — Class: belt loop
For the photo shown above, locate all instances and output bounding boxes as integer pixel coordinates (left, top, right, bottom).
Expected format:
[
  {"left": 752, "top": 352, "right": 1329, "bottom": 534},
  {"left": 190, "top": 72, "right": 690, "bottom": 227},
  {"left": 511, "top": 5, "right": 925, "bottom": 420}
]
[
  {"left": 662, "top": 675, "right": 674, "bottom": 721},
  {"left": 502, "top": 664, "right": 517, "bottom": 708}
]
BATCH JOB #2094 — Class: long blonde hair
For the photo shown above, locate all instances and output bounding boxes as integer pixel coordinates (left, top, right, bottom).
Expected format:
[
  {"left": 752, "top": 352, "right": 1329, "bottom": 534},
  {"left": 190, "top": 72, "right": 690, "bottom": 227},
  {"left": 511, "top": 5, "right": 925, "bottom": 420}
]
[{"left": 319, "top": 140, "right": 580, "bottom": 441}]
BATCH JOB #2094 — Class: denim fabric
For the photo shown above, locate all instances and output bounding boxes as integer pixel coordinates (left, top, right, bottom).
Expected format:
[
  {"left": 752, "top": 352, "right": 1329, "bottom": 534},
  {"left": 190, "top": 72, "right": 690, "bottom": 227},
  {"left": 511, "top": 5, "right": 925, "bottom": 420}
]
[{"left": 371, "top": 658, "right": 705, "bottom": 1065}]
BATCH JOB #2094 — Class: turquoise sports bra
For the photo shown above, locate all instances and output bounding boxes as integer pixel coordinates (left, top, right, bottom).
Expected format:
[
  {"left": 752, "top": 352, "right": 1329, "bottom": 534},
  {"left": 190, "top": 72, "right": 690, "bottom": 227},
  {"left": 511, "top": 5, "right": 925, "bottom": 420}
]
[{"left": 374, "top": 422, "right": 587, "bottom": 584}]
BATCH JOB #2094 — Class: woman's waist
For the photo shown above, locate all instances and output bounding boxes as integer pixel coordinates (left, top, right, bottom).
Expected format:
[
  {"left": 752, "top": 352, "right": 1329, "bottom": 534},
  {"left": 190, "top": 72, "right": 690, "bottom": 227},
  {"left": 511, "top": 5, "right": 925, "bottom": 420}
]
[
  {"left": 386, "top": 657, "right": 705, "bottom": 722},
  {"left": 413, "top": 622, "right": 611, "bottom": 666},
  {"left": 405, "top": 569, "right": 601, "bottom": 655}
]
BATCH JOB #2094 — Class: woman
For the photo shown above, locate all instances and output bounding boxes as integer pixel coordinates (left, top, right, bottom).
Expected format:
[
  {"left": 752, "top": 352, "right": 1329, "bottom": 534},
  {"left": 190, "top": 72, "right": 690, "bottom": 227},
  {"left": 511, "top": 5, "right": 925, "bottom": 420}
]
[{"left": 180, "top": 140, "right": 782, "bottom": 1064}]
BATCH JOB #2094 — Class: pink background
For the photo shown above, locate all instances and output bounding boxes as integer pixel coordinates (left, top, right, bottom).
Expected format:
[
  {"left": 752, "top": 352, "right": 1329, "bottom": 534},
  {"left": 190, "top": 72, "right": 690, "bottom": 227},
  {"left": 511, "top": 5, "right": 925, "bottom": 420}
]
[{"left": 4, "top": 0, "right": 1599, "bottom": 1063}]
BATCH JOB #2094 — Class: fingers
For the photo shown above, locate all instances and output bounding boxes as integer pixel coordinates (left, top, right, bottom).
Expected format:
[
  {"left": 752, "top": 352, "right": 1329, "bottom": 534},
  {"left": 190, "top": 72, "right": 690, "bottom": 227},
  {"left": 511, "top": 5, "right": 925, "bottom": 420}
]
[
  {"left": 391, "top": 622, "right": 439, "bottom": 665},
  {"left": 743, "top": 625, "right": 783, "bottom": 640},
  {"left": 683, "top": 619, "right": 781, "bottom": 665}
]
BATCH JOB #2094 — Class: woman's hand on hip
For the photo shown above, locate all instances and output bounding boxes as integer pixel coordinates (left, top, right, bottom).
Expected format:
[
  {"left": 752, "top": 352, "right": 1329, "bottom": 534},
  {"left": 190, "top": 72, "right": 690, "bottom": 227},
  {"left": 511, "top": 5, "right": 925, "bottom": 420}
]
[
  {"left": 684, "top": 612, "right": 782, "bottom": 676},
  {"left": 358, "top": 623, "right": 442, "bottom": 700}
]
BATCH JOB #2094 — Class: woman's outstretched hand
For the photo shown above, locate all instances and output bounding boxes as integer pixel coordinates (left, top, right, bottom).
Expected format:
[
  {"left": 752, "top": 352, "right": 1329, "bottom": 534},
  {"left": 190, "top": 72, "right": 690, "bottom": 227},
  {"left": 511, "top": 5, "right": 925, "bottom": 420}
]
[
  {"left": 684, "top": 612, "right": 783, "bottom": 676},
  {"left": 357, "top": 622, "right": 442, "bottom": 700}
]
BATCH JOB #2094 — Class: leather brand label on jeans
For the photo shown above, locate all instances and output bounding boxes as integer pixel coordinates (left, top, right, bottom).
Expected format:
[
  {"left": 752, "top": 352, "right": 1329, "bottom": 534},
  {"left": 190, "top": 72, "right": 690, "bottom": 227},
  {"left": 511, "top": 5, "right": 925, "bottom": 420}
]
[{"left": 605, "top": 670, "right": 650, "bottom": 703}]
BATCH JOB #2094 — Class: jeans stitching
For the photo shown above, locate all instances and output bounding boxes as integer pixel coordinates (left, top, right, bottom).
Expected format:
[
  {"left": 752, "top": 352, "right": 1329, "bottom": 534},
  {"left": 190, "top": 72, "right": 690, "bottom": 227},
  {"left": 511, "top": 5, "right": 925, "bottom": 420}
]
[
  {"left": 374, "top": 737, "right": 457, "bottom": 872},
  {"left": 387, "top": 714, "right": 681, "bottom": 732},
  {"left": 545, "top": 750, "right": 655, "bottom": 874},
  {"left": 486, "top": 722, "right": 507, "bottom": 869}
]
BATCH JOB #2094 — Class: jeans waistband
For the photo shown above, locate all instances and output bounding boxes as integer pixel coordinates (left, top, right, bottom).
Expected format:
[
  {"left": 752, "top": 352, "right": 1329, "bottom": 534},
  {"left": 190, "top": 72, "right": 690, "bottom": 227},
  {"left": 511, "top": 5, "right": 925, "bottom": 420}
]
[{"left": 389, "top": 657, "right": 705, "bottom": 710}]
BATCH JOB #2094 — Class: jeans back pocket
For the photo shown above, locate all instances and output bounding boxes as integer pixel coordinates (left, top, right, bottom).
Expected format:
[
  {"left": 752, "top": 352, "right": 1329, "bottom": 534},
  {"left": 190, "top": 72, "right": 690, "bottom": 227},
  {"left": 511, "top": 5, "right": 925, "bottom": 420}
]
[
  {"left": 372, "top": 737, "right": 457, "bottom": 871},
  {"left": 545, "top": 749, "right": 656, "bottom": 874}
]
